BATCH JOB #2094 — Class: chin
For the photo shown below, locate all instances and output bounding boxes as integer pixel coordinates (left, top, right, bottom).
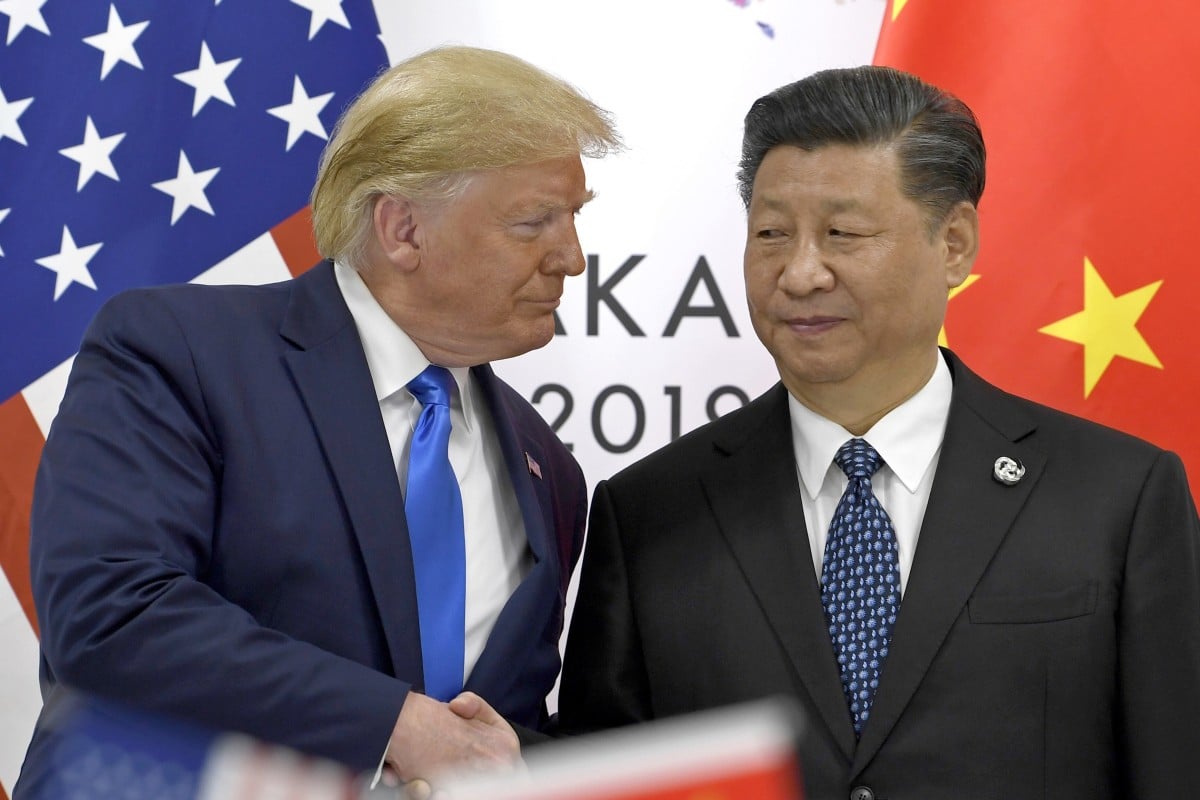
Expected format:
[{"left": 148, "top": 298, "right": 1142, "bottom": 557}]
[
  {"left": 525, "top": 330, "right": 556, "bottom": 353},
  {"left": 529, "top": 318, "right": 559, "bottom": 348},
  {"left": 778, "top": 355, "right": 859, "bottom": 387},
  {"left": 492, "top": 329, "right": 555, "bottom": 361}
]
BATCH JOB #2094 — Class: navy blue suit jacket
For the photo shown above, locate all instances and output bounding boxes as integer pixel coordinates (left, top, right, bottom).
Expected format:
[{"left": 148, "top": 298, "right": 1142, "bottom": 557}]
[{"left": 19, "top": 262, "right": 586, "bottom": 784}]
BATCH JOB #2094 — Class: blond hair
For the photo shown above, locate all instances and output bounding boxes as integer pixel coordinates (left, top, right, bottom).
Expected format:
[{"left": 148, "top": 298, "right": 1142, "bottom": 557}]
[{"left": 311, "top": 46, "right": 621, "bottom": 270}]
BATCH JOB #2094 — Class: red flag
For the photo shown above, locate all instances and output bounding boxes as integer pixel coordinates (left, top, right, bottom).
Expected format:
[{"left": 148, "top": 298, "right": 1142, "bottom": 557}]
[
  {"left": 442, "top": 701, "right": 805, "bottom": 800},
  {"left": 875, "top": 1, "right": 1200, "bottom": 499}
]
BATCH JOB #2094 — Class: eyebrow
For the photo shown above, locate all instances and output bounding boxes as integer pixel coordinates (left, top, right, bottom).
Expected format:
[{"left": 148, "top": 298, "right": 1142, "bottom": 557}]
[
  {"left": 563, "top": 189, "right": 598, "bottom": 211},
  {"left": 513, "top": 189, "right": 597, "bottom": 218}
]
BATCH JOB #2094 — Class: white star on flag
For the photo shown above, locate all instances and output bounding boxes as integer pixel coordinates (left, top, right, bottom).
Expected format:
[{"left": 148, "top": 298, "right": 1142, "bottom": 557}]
[
  {"left": 267, "top": 76, "right": 333, "bottom": 151},
  {"left": 59, "top": 117, "right": 126, "bottom": 191},
  {"left": 35, "top": 226, "right": 102, "bottom": 300},
  {"left": 0, "top": 85, "right": 33, "bottom": 145},
  {"left": 174, "top": 42, "right": 241, "bottom": 117},
  {"left": 289, "top": 0, "right": 350, "bottom": 40},
  {"left": 152, "top": 151, "right": 220, "bottom": 224},
  {"left": 0, "top": 0, "right": 50, "bottom": 45},
  {"left": 0, "top": 208, "right": 9, "bottom": 257},
  {"left": 83, "top": 4, "right": 150, "bottom": 80}
]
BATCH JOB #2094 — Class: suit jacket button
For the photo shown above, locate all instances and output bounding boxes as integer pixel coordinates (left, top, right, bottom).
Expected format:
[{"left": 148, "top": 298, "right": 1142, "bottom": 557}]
[{"left": 850, "top": 787, "right": 875, "bottom": 800}]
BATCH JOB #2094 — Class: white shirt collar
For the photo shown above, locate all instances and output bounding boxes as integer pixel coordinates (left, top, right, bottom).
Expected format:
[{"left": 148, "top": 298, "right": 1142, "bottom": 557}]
[
  {"left": 333, "top": 261, "right": 475, "bottom": 429},
  {"left": 789, "top": 352, "right": 953, "bottom": 499}
]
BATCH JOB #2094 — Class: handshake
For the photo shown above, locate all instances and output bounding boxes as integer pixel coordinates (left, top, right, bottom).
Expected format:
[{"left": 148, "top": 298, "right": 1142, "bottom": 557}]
[{"left": 382, "top": 691, "right": 524, "bottom": 798}]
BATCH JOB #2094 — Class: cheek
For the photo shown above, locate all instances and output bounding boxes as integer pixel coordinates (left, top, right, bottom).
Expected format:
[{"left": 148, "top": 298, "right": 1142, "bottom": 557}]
[
  {"left": 875, "top": 270, "right": 948, "bottom": 334},
  {"left": 910, "top": 263, "right": 952, "bottom": 311},
  {"left": 743, "top": 260, "right": 774, "bottom": 308}
]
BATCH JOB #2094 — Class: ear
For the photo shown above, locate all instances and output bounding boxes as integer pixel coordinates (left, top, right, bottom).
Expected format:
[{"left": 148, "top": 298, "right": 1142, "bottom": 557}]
[
  {"left": 372, "top": 194, "right": 421, "bottom": 272},
  {"left": 941, "top": 201, "right": 980, "bottom": 289}
]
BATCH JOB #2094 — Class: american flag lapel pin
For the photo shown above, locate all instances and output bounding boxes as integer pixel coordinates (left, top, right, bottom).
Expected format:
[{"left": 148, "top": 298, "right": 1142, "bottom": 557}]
[{"left": 525, "top": 452, "right": 543, "bottom": 480}]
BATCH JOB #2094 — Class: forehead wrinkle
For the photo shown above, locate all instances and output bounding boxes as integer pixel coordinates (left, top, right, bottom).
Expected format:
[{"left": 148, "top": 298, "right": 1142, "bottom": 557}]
[
  {"left": 751, "top": 195, "right": 793, "bottom": 214},
  {"left": 752, "top": 193, "right": 869, "bottom": 216},
  {"left": 821, "top": 197, "right": 870, "bottom": 215}
]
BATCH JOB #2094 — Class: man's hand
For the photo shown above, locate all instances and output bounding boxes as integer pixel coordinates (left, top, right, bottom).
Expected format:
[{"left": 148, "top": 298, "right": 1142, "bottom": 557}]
[{"left": 385, "top": 691, "right": 521, "bottom": 783}]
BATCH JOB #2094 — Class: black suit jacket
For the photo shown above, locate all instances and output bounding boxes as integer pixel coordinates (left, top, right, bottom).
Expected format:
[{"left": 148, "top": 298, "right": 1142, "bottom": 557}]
[
  {"left": 560, "top": 350, "right": 1200, "bottom": 800},
  {"left": 18, "top": 262, "right": 586, "bottom": 791}
]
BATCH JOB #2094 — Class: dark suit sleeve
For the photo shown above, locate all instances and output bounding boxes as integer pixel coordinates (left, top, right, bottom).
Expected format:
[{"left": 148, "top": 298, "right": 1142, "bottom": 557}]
[
  {"left": 30, "top": 292, "right": 409, "bottom": 772},
  {"left": 1117, "top": 450, "right": 1200, "bottom": 796},
  {"left": 558, "top": 479, "right": 655, "bottom": 732}
]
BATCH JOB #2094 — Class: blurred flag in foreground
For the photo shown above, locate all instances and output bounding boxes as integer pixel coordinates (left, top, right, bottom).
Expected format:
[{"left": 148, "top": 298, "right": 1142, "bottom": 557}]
[
  {"left": 443, "top": 699, "right": 807, "bottom": 800},
  {"left": 18, "top": 694, "right": 804, "bottom": 800},
  {"left": 14, "top": 692, "right": 396, "bottom": 800},
  {"left": 875, "top": 0, "right": 1200, "bottom": 498}
]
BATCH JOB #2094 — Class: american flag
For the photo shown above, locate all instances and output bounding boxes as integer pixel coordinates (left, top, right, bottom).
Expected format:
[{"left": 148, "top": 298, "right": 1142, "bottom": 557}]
[{"left": 0, "top": 2, "right": 387, "bottom": 795}]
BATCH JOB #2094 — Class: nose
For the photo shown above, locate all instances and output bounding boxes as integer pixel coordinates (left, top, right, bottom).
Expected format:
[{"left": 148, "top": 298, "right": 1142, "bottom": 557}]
[
  {"left": 778, "top": 239, "right": 835, "bottom": 296},
  {"left": 545, "top": 219, "right": 586, "bottom": 277}
]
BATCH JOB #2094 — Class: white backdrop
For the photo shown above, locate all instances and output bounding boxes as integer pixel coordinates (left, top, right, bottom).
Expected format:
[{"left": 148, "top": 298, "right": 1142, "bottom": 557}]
[{"left": 377, "top": 0, "right": 887, "bottom": 492}]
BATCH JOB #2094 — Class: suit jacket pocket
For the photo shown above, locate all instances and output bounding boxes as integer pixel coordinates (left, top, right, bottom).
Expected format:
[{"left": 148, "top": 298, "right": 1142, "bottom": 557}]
[{"left": 968, "top": 581, "right": 1097, "bottom": 624}]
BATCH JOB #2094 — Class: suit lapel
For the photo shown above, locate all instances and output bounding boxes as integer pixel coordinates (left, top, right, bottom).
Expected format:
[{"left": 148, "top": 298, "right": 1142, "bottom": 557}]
[
  {"left": 279, "top": 263, "right": 424, "bottom": 687},
  {"left": 462, "top": 366, "right": 558, "bottom": 699},
  {"left": 850, "top": 352, "right": 1046, "bottom": 777},
  {"left": 700, "top": 385, "right": 858, "bottom": 760}
]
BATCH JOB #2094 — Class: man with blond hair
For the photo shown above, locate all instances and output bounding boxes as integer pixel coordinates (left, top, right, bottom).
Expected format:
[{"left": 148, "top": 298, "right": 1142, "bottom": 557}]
[{"left": 18, "top": 45, "right": 618, "bottom": 793}]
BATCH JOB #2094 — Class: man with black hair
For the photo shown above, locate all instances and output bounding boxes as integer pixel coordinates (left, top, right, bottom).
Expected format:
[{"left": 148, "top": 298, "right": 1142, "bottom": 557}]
[{"left": 560, "top": 65, "right": 1200, "bottom": 799}]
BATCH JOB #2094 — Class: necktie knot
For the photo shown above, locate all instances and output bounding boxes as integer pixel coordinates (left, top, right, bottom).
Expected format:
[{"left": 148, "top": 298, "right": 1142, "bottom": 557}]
[
  {"left": 408, "top": 365, "right": 455, "bottom": 409},
  {"left": 834, "top": 437, "right": 883, "bottom": 480}
]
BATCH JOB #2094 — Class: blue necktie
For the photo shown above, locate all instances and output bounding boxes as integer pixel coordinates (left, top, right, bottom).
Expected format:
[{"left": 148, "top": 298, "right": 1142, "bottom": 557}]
[
  {"left": 820, "top": 438, "right": 902, "bottom": 735},
  {"left": 405, "top": 365, "right": 466, "bottom": 701}
]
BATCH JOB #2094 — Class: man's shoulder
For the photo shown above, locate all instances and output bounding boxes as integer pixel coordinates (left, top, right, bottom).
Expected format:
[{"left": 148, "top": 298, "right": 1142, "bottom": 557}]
[
  {"left": 100, "top": 276, "right": 296, "bottom": 325},
  {"left": 607, "top": 382, "right": 787, "bottom": 486},
  {"left": 947, "top": 350, "right": 1170, "bottom": 464},
  {"left": 83, "top": 271, "right": 319, "bottom": 358},
  {"left": 994, "top": 391, "right": 1171, "bottom": 481}
]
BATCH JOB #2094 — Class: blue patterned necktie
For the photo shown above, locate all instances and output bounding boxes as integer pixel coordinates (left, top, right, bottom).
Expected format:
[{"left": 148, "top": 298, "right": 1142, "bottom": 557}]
[
  {"left": 820, "top": 438, "right": 902, "bottom": 736},
  {"left": 405, "top": 365, "right": 466, "bottom": 701}
]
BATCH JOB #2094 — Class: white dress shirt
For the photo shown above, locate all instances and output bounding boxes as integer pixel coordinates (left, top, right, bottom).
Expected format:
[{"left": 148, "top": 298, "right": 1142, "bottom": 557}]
[
  {"left": 788, "top": 353, "right": 953, "bottom": 595},
  {"left": 335, "top": 262, "right": 530, "bottom": 685}
]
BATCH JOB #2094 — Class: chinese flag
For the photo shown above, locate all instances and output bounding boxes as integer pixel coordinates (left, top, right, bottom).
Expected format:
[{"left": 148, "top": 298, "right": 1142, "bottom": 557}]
[{"left": 875, "top": 1, "right": 1200, "bottom": 499}]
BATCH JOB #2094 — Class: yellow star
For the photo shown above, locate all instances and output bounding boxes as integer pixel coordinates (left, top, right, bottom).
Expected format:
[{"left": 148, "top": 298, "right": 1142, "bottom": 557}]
[
  {"left": 939, "top": 273, "right": 980, "bottom": 348},
  {"left": 1039, "top": 257, "right": 1163, "bottom": 398},
  {"left": 892, "top": 0, "right": 910, "bottom": 22}
]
